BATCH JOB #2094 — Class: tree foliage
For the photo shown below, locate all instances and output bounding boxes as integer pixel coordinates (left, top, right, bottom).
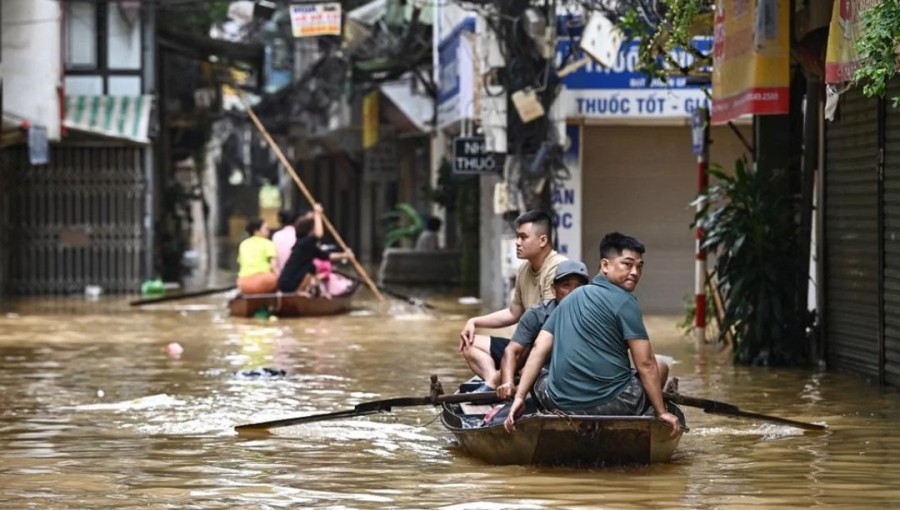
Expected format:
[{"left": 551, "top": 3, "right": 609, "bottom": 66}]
[
  {"left": 854, "top": 0, "right": 900, "bottom": 107},
  {"left": 617, "top": 0, "right": 713, "bottom": 82},
  {"left": 158, "top": 0, "right": 231, "bottom": 37},
  {"left": 694, "top": 158, "right": 813, "bottom": 365}
]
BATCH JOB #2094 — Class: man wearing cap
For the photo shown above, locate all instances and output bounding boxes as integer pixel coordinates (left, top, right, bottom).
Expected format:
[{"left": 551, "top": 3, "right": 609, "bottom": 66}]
[
  {"left": 504, "top": 232, "right": 681, "bottom": 437},
  {"left": 494, "top": 259, "right": 591, "bottom": 400}
]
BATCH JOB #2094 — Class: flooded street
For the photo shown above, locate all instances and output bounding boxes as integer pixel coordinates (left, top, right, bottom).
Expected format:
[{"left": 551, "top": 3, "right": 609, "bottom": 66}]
[{"left": 2, "top": 293, "right": 900, "bottom": 509}]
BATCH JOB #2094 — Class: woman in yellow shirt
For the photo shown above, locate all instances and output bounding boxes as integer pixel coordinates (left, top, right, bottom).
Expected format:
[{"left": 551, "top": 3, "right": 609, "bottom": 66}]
[{"left": 237, "top": 218, "right": 278, "bottom": 294}]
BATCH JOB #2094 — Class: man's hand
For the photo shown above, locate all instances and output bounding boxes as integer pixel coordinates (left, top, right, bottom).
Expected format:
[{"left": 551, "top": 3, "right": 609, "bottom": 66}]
[
  {"left": 503, "top": 396, "right": 526, "bottom": 433},
  {"left": 658, "top": 411, "right": 681, "bottom": 437},
  {"left": 496, "top": 381, "right": 516, "bottom": 400},
  {"left": 313, "top": 203, "right": 324, "bottom": 214},
  {"left": 459, "top": 319, "right": 476, "bottom": 352}
]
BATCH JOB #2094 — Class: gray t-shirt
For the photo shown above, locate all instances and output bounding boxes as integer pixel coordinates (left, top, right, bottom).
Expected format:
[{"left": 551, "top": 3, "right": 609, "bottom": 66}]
[
  {"left": 510, "top": 299, "right": 557, "bottom": 348},
  {"left": 542, "top": 274, "right": 649, "bottom": 410}
]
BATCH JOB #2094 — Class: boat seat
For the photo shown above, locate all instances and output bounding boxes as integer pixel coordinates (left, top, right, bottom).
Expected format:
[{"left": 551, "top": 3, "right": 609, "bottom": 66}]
[{"left": 460, "top": 403, "right": 494, "bottom": 415}]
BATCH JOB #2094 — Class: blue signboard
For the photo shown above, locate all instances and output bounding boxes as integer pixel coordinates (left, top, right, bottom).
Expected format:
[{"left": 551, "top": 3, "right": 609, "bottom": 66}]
[
  {"left": 556, "top": 28, "right": 713, "bottom": 119},
  {"left": 557, "top": 38, "right": 712, "bottom": 90},
  {"left": 437, "top": 17, "right": 476, "bottom": 106},
  {"left": 553, "top": 124, "right": 581, "bottom": 259}
]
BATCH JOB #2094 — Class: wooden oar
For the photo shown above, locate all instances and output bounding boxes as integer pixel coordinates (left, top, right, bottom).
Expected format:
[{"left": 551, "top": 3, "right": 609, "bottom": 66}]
[
  {"left": 664, "top": 391, "right": 827, "bottom": 431},
  {"left": 333, "top": 270, "right": 435, "bottom": 309},
  {"left": 129, "top": 285, "right": 236, "bottom": 306},
  {"left": 239, "top": 95, "right": 386, "bottom": 305},
  {"left": 235, "top": 391, "right": 501, "bottom": 431}
]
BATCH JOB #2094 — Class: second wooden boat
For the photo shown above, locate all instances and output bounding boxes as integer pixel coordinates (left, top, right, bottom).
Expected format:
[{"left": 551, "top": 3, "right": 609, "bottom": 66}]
[{"left": 228, "top": 277, "right": 359, "bottom": 318}]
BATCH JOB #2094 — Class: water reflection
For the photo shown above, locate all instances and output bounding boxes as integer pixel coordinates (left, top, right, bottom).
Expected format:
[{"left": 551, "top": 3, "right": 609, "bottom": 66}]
[{"left": 0, "top": 295, "right": 899, "bottom": 508}]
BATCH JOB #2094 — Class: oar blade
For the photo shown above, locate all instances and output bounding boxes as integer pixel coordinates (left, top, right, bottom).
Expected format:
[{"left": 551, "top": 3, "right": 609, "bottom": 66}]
[
  {"left": 130, "top": 285, "right": 236, "bottom": 306},
  {"left": 233, "top": 391, "right": 502, "bottom": 432},
  {"left": 704, "top": 408, "right": 828, "bottom": 431},
  {"left": 664, "top": 391, "right": 827, "bottom": 431},
  {"left": 234, "top": 408, "right": 368, "bottom": 432}
]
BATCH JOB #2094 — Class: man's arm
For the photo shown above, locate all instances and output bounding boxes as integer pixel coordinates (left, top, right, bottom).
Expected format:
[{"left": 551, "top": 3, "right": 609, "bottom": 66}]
[
  {"left": 459, "top": 302, "right": 525, "bottom": 348},
  {"left": 629, "top": 339, "right": 680, "bottom": 436},
  {"left": 312, "top": 204, "right": 324, "bottom": 239},
  {"left": 504, "top": 330, "right": 553, "bottom": 432},
  {"left": 497, "top": 342, "right": 526, "bottom": 399}
]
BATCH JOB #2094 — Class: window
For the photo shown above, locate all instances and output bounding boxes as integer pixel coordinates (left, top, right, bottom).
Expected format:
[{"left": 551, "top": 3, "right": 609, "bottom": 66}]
[
  {"left": 65, "top": 1, "right": 143, "bottom": 95},
  {"left": 67, "top": 1, "right": 98, "bottom": 69},
  {"left": 65, "top": 76, "right": 104, "bottom": 95},
  {"left": 107, "top": 76, "right": 141, "bottom": 96},
  {"left": 107, "top": 3, "right": 141, "bottom": 69}
]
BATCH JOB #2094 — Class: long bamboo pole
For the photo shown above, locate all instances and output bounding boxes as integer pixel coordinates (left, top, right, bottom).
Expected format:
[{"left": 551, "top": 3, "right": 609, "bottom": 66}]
[{"left": 239, "top": 96, "right": 387, "bottom": 304}]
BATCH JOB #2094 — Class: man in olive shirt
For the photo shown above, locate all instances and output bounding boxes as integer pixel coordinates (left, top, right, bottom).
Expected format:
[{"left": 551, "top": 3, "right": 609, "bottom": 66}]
[
  {"left": 504, "top": 232, "right": 680, "bottom": 436},
  {"left": 459, "top": 210, "right": 566, "bottom": 390}
]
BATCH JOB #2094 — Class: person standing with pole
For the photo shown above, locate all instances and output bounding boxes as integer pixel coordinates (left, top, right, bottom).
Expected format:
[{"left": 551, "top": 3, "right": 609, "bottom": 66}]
[{"left": 238, "top": 94, "right": 387, "bottom": 304}]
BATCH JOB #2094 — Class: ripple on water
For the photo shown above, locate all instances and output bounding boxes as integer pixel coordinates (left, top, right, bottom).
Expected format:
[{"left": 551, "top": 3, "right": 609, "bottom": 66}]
[{"left": 2, "top": 304, "right": 900, "bottom": 508}]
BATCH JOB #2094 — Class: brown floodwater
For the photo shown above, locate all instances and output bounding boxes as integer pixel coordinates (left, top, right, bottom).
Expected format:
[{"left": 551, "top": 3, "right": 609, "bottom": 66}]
[{"left": 1, "top": 292, "right": 899, "bottom": 509}]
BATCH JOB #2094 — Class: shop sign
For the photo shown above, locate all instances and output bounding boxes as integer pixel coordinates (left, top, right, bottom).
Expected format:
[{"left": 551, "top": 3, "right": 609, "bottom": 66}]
[
  {"left": 437, "top": 17, "right": 476, "bottom": 127},
  {"left": 553, "top": 125, "right": 581, "bottom": 260},
  {"left": 290, "top": 3, "right": 342, "bottom": 38},
  {"left": 453, "top": 137, "right": 501, "bottom": 175},
  {"left": 362, "top": 91, "right": 379, "bottom": 149},
  {"left": 29, "top": 125, "right": 49, "bottom": 165},
  {"left": 557, "top": 37, "right": 712, "bottom": 120},
  {"left": 711, "top": 0, "right": 790, "bottom": 123},
  {"left": 825, "top": 0, "right": 874, "bottom": 84}
]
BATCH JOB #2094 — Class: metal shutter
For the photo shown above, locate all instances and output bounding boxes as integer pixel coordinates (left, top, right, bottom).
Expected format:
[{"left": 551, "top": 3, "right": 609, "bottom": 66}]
[
  {"left": 883, "top": 80, "right": 900, "bottom": 385},
  {"left": 4, "top": 145, "right": 147, "bottom": 294},
  {"left": 824, "top": 87, "right": 881, "bottom": 378}
]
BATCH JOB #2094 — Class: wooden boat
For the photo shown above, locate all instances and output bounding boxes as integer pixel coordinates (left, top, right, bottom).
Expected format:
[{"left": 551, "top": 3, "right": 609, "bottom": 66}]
[
  {"left": 441, "top": 382, "right": 687, "bottom": 467},
  {"left": 228, "top": 277, "right": 359, "bottom": 318}
]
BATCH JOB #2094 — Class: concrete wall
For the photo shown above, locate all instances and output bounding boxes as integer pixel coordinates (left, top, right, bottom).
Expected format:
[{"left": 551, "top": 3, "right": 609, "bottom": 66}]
[
  {"left": 2, "top": 0, "right": 61, "bottom": 140},
  {"left": 479, "top": 173, "right": 510, "bottom": 311}
]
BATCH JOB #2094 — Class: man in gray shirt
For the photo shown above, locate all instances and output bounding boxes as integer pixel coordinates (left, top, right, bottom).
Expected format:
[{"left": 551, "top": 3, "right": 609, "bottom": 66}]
[{"left": 495, "top": 260, "right": 591, "bottom": 400}]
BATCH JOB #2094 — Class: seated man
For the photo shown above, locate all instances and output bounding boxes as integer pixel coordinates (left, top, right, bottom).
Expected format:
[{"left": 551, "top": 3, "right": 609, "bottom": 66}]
[
  {"left": 495, "top": 260, "right": 591, "bottom": 400},
  {"left": 504, "top": 232, "right": 680, "bottom": 437},
  {"left": 415, "top": 216, "right": 442, "bottom": 251},
  {"left": 459, "top": 210, "right": 565, "bottom": 390}
]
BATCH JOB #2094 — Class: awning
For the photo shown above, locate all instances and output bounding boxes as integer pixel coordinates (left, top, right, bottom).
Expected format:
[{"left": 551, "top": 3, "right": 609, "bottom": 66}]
[
  {"left": 2, "top": 112, "right": 29, "bottom": 147},
  {"left": 380, "top": 78, "right": 431, "bottom": 132},
  {"left": 63, "top": 95, "right": 154, "bottom": 144}
]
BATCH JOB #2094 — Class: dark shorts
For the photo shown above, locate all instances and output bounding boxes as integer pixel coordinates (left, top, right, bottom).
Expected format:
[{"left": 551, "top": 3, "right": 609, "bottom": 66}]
[
  {"left": 532, "top": 370, "right": 652, "bottom": 416},
  {"left": 489, "top": 336, "right": 510, "bottom": 368}
]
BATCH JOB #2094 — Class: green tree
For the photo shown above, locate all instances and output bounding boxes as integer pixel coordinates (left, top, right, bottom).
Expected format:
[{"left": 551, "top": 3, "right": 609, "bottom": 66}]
[
  {"left": 694, "top": 158, "right": 813, "bottom": 365},
  {"left": 854, "top": 0, "right": 900, "bottom": 106}
]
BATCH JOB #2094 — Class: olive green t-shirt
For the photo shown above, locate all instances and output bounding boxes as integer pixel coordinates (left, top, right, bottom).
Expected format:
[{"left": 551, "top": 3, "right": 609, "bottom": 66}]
[
  {"left": 511, "top": 250, "right": 566, "bottom": 310},
  {"left": 541, "top": 274, "right": 649, "bottom": 410}
]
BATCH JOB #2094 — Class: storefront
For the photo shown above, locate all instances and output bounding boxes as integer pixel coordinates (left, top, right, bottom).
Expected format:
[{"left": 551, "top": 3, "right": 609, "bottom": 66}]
[{"left": 558, "top": 39, "right": 752, "bottom": 313}]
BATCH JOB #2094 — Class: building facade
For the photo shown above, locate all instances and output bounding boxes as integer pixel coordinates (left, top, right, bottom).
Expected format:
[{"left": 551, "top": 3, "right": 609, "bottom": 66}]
[
  {"left": 1, "top": 0, "right": 155, "bottom": 295},
  {"left": 436, "top": 10, "right": 753, "bottom": 312}
]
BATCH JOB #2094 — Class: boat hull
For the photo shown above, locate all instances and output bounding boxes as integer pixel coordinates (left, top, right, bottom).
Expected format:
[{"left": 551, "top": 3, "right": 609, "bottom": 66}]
[
  {"left": 441, "top": 401, "right": 686, "bottom": 466},
  {"left": 228, "top": 281, "right": 358, "bottom": 318}
]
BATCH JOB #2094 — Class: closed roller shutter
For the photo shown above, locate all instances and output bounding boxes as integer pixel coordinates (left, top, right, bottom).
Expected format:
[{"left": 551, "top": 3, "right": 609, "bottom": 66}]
[
  {"left": 824, "top": 87, "right": 880, "bottom": 378},
  {"left": 581, "top": 125, "right": 751, "bottom": 313},
  {"left": 882, "top": 79, "right": 900, "bottom": 385},
  {"left": 4, "top": 145, "right": 147, "bottom": 294}
]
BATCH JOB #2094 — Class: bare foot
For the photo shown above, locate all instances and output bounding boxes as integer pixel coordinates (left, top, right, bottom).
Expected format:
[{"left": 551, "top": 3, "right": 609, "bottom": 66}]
[{"left": 664, "top": 377, "right": 680, "bottom": 394}]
